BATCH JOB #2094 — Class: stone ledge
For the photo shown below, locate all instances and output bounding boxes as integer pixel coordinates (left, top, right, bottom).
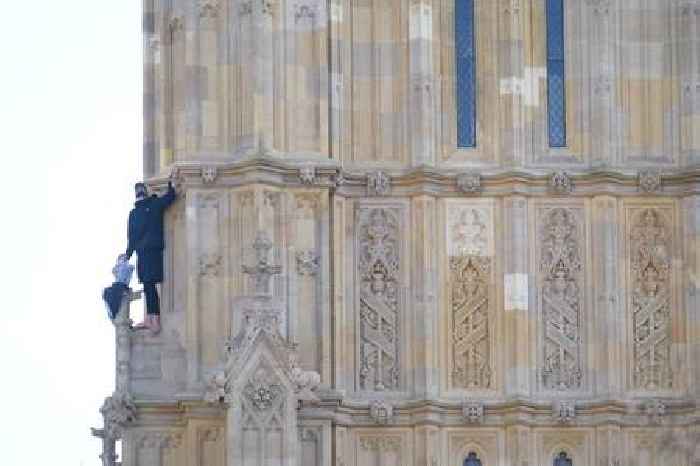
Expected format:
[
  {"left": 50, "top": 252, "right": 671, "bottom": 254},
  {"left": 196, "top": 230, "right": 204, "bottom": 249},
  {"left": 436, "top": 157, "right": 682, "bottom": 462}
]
[
  {"left": 144, "top": 159, "right": 700, "bottom": 197},
  {"left": 125, "top": 397, "right": 699, "bottom": 428}
]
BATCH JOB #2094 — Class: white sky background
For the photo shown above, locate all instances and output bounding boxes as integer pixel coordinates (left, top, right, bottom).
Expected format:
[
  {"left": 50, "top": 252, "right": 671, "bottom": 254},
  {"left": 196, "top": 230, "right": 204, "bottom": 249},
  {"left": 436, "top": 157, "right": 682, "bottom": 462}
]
[{"left": 0, "top": 2, "right": 143, "bottom": 464}]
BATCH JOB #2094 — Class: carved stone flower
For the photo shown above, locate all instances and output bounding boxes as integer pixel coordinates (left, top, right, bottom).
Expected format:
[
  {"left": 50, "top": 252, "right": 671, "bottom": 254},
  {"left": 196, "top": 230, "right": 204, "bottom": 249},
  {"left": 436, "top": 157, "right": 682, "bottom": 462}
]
[
  {"left": 367, "top": 171, "right": 391, "bottom": 196},
  {"left": 549, "top": 170, "right": 573, "bottom": 194},
  {"left": 201, "top": 166, "right": 218, "bottom": 184},
  {"left": 457, "top": 173, "right": 482, "bottom": 194},
  {"left": 299, "top": 166, "right": 317, "bottom": 185},
  {"left": 369, "top": 400, "right": 394, "bottom": 424},
  {"left": 552, "top": 400, "right": 576, "bottom": 424},
  {"left": 638, "top": 170, "right": 661, "bottom": 193},
  {"left": 462, "top": 402, "right": 484, "bottom": 424}
]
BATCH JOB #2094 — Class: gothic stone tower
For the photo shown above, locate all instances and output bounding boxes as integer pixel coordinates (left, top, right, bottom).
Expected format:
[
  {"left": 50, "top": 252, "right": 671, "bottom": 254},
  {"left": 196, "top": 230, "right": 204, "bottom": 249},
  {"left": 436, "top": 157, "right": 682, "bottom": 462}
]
[{"left": 94, "top": 1, "right": 700, "bottom": 465}]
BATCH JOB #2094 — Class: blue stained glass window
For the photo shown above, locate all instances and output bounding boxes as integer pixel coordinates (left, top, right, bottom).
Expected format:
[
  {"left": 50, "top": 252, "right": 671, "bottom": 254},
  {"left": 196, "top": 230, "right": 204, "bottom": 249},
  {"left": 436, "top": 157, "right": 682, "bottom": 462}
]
[
  {"left": 554, "top": 452, "right": 573, "bottom": 466},
  {"left": 455, "top": 0, "right": 476, "bottom": 148},
  {"left": 546, "top": 0, "right": 567, "bottom": 147},
  {"left": 463, "top": 452, "right": 483, "bottom": 466}
]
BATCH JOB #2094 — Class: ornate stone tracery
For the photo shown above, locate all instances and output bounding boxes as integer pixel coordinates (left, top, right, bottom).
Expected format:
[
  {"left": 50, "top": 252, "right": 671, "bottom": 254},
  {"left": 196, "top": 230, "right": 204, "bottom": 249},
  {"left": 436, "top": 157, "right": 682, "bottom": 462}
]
[
  {"left": 357, "top": 207, "right": 401, "bottom": 391},
  {"left": 539, "top": 208, "right": 584, "bottom": 390},
  {"left": 450, "top": 254, "right": 491, "bottom": 389},
  {"left": 359, "top": 436, "right": 402, "bottom": 452},
  {"left": 448, "top": 206, "right": 492, "bottom": 389},
  {"left": 629, "top": 208, "right": 673, "bottom": 390},
  {"left": 243, "top": 367, "right": 283, "bottom": 412}
]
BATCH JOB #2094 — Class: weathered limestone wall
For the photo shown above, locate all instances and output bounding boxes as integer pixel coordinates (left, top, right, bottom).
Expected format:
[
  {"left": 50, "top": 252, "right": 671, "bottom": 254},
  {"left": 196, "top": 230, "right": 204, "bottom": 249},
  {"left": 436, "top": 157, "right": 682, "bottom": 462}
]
[
  {"left": 116, "top": 168, "right": 699, "bottom": 465},
  {"left": 143, "top": 0, "right": 700, "bottom": 173}
]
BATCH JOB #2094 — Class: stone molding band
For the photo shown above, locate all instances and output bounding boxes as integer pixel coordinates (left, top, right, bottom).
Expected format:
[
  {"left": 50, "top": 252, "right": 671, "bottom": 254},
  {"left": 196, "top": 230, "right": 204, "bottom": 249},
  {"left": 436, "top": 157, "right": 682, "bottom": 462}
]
[{"left": 146, "top": 160, "right": 700, "bottom": 197}]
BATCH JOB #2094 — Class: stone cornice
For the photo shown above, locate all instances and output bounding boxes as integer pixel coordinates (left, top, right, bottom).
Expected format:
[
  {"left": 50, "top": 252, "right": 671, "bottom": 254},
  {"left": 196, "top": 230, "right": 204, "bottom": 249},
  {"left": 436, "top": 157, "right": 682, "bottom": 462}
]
[
  {"left": 127, "top": 397, "right": 699, "bottom": 429},
  {"left": 144, "top": 159, "right": 700, "bottom": 198}
]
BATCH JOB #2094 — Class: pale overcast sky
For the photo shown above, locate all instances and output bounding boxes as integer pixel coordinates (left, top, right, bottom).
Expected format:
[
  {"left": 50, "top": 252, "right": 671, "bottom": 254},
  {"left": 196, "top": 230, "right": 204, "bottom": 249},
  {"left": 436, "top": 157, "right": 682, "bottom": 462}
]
[{"left": 0, "top": 2, "right": 143, "bottom": 464}]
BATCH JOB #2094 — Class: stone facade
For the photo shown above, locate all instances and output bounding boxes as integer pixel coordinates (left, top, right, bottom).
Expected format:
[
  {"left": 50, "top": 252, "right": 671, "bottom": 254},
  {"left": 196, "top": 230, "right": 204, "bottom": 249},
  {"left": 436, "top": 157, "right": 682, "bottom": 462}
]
[{"left": 96, "top": 0, "right": 700, "bottom": 465}]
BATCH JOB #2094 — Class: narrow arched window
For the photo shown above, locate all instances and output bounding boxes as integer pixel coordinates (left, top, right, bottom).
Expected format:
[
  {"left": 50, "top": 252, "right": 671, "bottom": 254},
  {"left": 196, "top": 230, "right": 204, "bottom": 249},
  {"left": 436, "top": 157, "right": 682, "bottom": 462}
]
[
  {"left": 455, "top": 0, "right": 476, "bottom": 148},
  {"left": 546, "top": 0, "right": 566, "bottom": 147},
  {"left": 463, "top": 452, "right": 483, "bottom": 466},
  {"left": 554, "top": 452, "right": 573, "bottom": 466}
]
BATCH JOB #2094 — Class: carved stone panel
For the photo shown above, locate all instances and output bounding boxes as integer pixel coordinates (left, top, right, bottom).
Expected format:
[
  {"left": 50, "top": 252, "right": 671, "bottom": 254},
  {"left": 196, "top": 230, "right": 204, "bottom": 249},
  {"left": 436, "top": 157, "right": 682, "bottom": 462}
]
[
  {"left": 446, "top": 203, "right": 495, "bottom": 391},
  {"left": 626, "top": 206, "right": 675, "bottom": 391},
  {"left": 356, "top": 206, "right": 404, "bottom": 392},
  {"left": 192, "top": 191, "right": 227, "bottom": 373},
  {"left": 535, "top": 205, "right": 587, "bottom": 392},
  {"left": 353, "top": 429, "right": 413, "bottom": 466}
]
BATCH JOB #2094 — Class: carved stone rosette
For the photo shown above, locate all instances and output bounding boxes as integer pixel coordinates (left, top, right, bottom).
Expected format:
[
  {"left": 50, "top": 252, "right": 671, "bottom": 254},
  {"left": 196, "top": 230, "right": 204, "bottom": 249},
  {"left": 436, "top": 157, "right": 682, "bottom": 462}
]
[
  {"left": 638, "top": 170, "right": 662, "bottom": 193},
  {"left": 629, "top": 209, "right": 673, "bottom": 390},
  {"left": 369, "top": 400, "right": 394, "bottom": 424},
  {"left": 549, "top": 171, "right": 573, "bottom": 194},
  {"left": 357, "top": 207, "right": 401, "bottom": 391},
  {"left": 367, "top": 171, "right": 391, "bottom": 196},
  {"left": 201, "top": 166, "right": 218, "bottom": 184},
  {"left": 457, "top": 173, "right": 482, "bottom": 194},
  {"left": 462, "top": 402, "right": 485, "bottom": 423},
  {"left": 552, "top": 400, "right": 576, "bottom": 424},
  {"left": 299, "top": 166, "right": 317, "bottom": 185},
  {"left": 539, "top": 208, "right": 583, "bottom": 390}
]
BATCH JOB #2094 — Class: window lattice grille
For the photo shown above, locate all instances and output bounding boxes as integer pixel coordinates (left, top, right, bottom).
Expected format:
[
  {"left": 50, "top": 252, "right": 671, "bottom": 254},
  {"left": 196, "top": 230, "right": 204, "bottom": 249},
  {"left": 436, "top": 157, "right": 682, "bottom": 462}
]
[
  {"left": 455, "top": 0, "right": 476, "bottom": 148},
  {"left": 546, "top": 0, "right": 567, "bottom": 147}
]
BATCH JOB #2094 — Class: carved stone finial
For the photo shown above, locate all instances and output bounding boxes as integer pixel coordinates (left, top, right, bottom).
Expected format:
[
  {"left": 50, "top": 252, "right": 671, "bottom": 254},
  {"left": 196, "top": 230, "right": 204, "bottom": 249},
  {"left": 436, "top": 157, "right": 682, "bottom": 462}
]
[
  {"left": 549, "top": 170, "right": 573, "bottom": 194},
  {"left": 169, "top": 16, "right": 184, "bottom": 33},
  {"left": 638, "top": 170, "right": 662, "bottom": 193},
  {"left": 100, "top": 392, "right": 136, "bottom": 439},
  {"left": 242, "top": 232, "right": 282, "bottom": 296},
  {"left": 367, "top": 171, "right": 391, "bottom": 196},
  {"left": 369, "top": 400, "right": 394, "bottom": 424},
  {"left": 462, "top": 402, "right": 485, "bottom": 424},
  {"left": 552, "top": 400, "right": 576, "bottom": 424},
  {"left": 299, "top": 166, "right": 317, "bottom": 185},
  {"left": 457, "top": 173, "right": 482, "bottom": 194},
  {"left": 296, "top": 250, "right": 319, "bottom": 276}
]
